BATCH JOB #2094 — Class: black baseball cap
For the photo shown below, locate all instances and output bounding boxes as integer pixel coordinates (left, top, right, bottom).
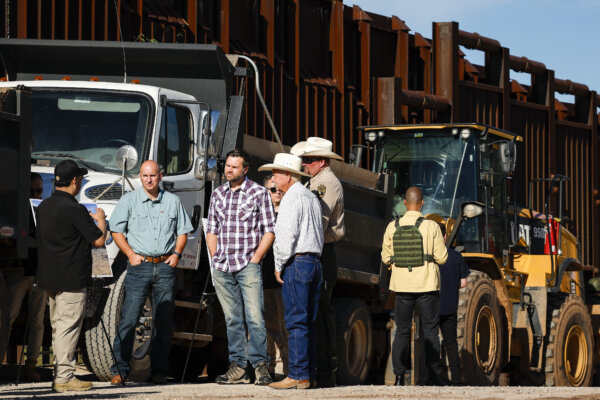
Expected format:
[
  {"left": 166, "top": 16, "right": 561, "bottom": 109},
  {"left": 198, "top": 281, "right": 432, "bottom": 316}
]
[{"left": 54, "top": 160, "right": 88, "bottom": 186}]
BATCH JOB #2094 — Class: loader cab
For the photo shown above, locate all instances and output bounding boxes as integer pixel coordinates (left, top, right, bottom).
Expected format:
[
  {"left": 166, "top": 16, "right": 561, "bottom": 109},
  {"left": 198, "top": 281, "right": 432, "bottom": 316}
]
[{"left": 362, "top": 123, "right": 520, "bottom": 255}]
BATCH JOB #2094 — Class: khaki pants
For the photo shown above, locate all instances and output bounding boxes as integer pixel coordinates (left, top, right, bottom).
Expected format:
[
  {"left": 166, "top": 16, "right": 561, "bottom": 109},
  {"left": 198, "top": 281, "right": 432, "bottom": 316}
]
[
  {"left": 47, "top": 289, "right": 86, "bottom": 383},
  {"left": 264, "top": 287, "right": 289, "bottom": 375},
  {"left": 5, "top": 276, "right": 47, "bottom": 362}
]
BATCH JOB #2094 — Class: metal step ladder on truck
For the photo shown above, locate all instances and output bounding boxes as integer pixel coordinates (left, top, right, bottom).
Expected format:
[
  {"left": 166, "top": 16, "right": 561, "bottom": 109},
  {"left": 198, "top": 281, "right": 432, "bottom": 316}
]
[
  {"left": 0, "top": 38, "right": 393, "bottom": 384},
  {"left": 359, "top": 123, "right": 598, "bottom": 386}
]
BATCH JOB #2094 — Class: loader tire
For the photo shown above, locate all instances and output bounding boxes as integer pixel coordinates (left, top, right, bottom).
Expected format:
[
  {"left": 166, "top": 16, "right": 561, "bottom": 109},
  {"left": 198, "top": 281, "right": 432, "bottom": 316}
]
[
  {"left": 82, "top": 271, "right": 152, "bottom": 382},
  {"left": 457, "top": 271, "right": 505, "bottom": 385},
  {"left": 544, "top": 295, "right": 594, "bottom": 386},
  {"left": 333, "top": 298, "right": 372, "bottom": 385}
]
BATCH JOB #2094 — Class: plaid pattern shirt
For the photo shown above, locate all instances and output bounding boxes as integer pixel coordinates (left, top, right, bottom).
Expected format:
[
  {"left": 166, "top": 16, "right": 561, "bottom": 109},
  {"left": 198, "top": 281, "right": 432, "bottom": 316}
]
[{"left": 207, "top": 177, "right": 276, "bottom": 272}]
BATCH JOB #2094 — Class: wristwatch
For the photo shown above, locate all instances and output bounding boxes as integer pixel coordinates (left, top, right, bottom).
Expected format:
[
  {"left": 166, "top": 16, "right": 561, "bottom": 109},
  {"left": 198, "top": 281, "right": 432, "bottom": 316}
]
[{"left": 173, "top": 251, "right": 182, "bottom": 258}]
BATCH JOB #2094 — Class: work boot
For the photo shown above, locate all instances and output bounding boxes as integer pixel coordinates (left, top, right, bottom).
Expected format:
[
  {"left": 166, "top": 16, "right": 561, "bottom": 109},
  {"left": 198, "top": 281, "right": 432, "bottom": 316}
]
[
  {"left": 254, "top": 362, "right": 273, "bottom": 385},
  {"left": 428, "top": 371, "right": 450, "bottom": 386},
  {"left": 52, "top": 377, "right": 93, "bottom": 393},
  {"left": 24, "top": 359, "right": 41, "bottom": 382},
  {"left": 110, "top": 374, "right": 124, "bottom": 385},
  {"left": 269, "top": 376, "right": 310, "bottom": 389},
  {"left": 215, "top": 362, "right": 250, "bottom": 384},
  {"left": 151, "top": 373, "right": 167, "bottom": 385},
  {"left": 394, "top": 375, "right": 404, "bottom": 386}
]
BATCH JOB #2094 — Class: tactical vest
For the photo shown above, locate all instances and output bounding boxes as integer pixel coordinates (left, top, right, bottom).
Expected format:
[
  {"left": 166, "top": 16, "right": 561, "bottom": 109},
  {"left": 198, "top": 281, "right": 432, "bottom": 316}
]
[{"left": 391, "top": 217, "right": 434, "bottom": 271}]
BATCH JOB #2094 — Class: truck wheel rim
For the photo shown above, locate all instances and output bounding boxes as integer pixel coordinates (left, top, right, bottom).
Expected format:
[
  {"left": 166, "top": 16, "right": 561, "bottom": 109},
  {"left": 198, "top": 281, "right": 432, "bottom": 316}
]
[
  {"left": 564, "top": 325, "right": 587, "bottom": 386},
  {"left": 474, "top": 305, "right": 497, "bottom": 372},
  {"left": 347, "top": 319, "right": 367, "bottom": 376}
]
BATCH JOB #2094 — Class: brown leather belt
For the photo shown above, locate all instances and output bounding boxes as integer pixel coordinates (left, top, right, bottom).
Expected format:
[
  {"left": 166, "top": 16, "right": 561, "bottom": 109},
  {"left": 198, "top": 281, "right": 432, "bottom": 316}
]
[
  {"left": 295, "top": 252, "right": 319, "bottom": 257},
  {"left": 142, "top": 254, "right": 171, "bottom": 263}
]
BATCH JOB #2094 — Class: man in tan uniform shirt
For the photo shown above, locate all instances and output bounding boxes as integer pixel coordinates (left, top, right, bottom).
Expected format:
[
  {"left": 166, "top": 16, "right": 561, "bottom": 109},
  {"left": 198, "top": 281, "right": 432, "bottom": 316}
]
[
  {"left": 291, "top": 137, "right": 344, "bottom": 387},
  {"left": 381, "top": 186, "right": 448, "bottom": 386}
]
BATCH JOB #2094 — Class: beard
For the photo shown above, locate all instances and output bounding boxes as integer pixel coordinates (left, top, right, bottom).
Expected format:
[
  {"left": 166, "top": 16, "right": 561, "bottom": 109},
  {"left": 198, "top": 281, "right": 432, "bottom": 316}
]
[{"left": 226, "top": 171, "right": 244, "bottom": 184}]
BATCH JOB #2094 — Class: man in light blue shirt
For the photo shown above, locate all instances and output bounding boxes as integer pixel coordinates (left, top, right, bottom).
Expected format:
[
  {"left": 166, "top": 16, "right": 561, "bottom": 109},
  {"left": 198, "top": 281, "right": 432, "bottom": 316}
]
[
  {"left": 109, "top": 160, "right": 193, "bottom": 385},
  {"left": 259, "top": 153, "right": 323, "bottom": 390}
]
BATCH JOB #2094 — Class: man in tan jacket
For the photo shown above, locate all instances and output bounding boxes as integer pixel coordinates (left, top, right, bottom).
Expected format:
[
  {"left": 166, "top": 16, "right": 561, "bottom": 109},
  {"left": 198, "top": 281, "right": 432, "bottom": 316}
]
[{"left": 381, "top": 186, "right": 448, "bottom": 386}]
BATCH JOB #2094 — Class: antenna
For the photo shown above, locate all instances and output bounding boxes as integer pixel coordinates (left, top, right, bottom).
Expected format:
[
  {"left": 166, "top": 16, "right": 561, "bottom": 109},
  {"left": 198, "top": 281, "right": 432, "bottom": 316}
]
[{"left": 112, "top": 0, "right": 127, "bottom": 83}]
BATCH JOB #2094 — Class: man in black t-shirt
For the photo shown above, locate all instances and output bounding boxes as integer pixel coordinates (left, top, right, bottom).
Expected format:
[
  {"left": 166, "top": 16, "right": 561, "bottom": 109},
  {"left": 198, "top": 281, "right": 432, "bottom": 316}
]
[
  {"left": 438, "top": 224, "right": 470, "bottom": 385},
  {"left": 37, "top": 160, "right": 107, "bottom": 393}
]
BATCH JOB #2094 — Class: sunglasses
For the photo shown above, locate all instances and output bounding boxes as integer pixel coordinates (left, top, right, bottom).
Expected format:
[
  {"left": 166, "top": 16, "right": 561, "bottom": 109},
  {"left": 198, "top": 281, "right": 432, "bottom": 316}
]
[
  {"left": 269, "top": 187, "right": 283, "bottom": 194},
  {"left": 301, "top": 157, "right": 324, "bottom": 164}
]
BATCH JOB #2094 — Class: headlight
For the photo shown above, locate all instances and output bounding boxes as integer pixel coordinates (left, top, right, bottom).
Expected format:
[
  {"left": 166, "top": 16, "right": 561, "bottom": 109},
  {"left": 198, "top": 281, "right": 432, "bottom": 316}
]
[{"left": 365, "top": 131, "right": 378, "bottom": 142}]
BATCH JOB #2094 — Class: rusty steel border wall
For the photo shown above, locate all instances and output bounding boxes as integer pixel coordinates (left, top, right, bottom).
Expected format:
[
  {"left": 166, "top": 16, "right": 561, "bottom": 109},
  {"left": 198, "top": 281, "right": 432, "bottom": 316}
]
[{"left": 2, "top": 0, "right": 599, "bottom": 269}]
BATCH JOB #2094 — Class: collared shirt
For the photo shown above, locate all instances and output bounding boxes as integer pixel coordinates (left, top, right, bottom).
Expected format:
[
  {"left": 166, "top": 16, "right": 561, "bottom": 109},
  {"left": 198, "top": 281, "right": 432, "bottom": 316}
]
[
  {"left": 308, "top": 166, "right": 345, "bottom": 243},
  {"left": 110, "top": 188, "right": 193, "bottom": 256},
  {"left": 381, "top": 210, "right": 448, "bottom": 293},
  {"left": 274, "top": 181, "right": 324, "bottom": 271},
  {"left": 207, "top": 177, "right": 275, "bottom": 272},
  {"left": 37, "top": 190, "right": 103, "bottom": 291}
]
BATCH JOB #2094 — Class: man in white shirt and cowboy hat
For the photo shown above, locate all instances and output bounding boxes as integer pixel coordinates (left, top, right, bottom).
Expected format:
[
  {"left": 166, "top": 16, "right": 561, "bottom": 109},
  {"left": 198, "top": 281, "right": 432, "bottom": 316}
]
[
  {"left": 290, "top": 137, "right": 344, "bottom": 388},
  {"left": 259, "top": 153, "right": 324, "bottom": 390}
]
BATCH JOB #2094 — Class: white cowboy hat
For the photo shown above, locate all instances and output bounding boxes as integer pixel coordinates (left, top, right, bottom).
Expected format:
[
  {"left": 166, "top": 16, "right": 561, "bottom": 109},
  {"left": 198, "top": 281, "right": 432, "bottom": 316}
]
[
  {"left": 290, "top": 141, "right": 306, "bottom": 157},
  {"left": 290, "top": 137, "right": 343, "bottom": 161},
  {"left": 258, "top": 153, "right": 311, "bottom": 177}
]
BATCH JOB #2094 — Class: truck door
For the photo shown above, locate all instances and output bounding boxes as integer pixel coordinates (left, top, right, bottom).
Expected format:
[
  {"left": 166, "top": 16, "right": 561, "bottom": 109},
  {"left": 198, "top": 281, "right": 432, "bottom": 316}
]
[
  {"left": 0, "top": 87, "right": 32, "bottom": 259},
  {"left": 154, "top": 91, "right": 203, "bottom": 270}
]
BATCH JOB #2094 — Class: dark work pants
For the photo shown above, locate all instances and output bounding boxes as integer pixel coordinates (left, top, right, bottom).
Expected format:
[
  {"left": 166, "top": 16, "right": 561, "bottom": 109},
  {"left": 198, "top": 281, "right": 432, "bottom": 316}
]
[
  {"left": 440, "top": 312, "right": 461, "bottom": 383},
  {"left": 392, "top": 291, "right": 443, "bottom": 378},
  {"left": 315, "top": 242, "right": 338, "bottom": 385}
]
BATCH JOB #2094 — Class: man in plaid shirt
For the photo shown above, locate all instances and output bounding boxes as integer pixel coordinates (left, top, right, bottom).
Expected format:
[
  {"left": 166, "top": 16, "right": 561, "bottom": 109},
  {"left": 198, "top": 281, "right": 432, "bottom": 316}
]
[{"left": 206, "top": 149, "right": 276, "bottom": 385}]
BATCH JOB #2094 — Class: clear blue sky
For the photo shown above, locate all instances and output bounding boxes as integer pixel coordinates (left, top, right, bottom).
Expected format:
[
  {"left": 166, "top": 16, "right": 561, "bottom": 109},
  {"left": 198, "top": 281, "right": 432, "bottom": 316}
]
[{"left": 347, "top": 0, "right": 599, "bottom": 105}]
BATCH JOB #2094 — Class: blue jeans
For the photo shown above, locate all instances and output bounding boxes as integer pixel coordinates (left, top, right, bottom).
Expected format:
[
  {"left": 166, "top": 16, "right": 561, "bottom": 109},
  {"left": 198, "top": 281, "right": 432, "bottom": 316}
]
[
  {"left": 212, "top": 262, "right": 269, "bottom": 367},
  {"left": 111, "top": 261, "right": 176, "bottom": 377},
  {"left": 282, "top": 254, "right": 322, "bottom": 381}
]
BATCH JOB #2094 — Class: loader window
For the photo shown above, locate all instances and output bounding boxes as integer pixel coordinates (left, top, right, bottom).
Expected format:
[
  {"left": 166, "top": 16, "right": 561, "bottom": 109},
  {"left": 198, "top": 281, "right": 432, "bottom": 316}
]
[
  {"left": 157, "top": 105, "right": 193, "bottom": 175},
  {"left": 381, "top": 133, "right": 477, "bottom": 218}
]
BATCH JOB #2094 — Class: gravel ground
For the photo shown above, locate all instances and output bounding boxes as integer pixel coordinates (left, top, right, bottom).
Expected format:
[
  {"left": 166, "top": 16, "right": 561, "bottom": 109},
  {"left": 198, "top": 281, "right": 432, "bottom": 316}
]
[
  {"left": 2, "top": 364, "right": 600, "bottom": 400},
  {"left": 3, "top": 379, "right": 600, "bottom": 400}
]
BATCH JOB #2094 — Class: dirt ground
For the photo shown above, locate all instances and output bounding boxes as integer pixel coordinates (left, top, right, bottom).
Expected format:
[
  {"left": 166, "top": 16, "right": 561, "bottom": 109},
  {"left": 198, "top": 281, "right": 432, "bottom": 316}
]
[{"left": 2, "top": 365, "right": 600, "bottom": 400}]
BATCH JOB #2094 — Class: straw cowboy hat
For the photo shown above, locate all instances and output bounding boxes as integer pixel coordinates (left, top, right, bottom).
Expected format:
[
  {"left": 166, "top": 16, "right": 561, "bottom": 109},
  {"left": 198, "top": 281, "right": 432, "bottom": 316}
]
[
  {"left": 258, "top": 153, "right": 311, "bottom": 177},
  {"left": 289, "top": 137, "right": 343, "bottom": 161}
]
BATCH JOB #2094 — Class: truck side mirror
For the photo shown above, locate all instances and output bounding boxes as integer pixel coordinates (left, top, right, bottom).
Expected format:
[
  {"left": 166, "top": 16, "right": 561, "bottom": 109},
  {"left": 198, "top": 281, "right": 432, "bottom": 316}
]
[
  {"left": 197, "top": 109, "right": 212, "bottom": 155},
  {"left": 446, "top": 201, "right": 485, "bottom": 247},
  {"left": 194, "top": 156, "right": 218, "bottom": 181},
  {"left": 349, "top": 145, "right": 365, "bottom": 167},
  {"left": 496, "top": 142, "right": 516, "bottom": 173},
  {"left": 116, "top": 145, "right": 138, "bottom": 172}
]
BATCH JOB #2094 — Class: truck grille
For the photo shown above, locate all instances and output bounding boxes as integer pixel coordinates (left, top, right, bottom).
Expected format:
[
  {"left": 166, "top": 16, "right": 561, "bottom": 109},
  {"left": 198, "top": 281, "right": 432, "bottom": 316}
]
[{"left": 85, "top": 183, "right": 123, "bottom": 200}]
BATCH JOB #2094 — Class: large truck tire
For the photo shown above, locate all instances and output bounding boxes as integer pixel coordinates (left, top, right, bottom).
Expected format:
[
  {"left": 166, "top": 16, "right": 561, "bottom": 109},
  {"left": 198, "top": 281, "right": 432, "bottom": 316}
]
[
  {"left": 333, "top": 297, "right": 372, "bottom": 385},
  {"left": 545, "top": 295, "right": 594, "bottom": 386},
  {"left": 457, "top": 271, "right": 505, "bottom": 385},
  {"left": 82, "top": 271, "right": 152, "bottom": 382}
]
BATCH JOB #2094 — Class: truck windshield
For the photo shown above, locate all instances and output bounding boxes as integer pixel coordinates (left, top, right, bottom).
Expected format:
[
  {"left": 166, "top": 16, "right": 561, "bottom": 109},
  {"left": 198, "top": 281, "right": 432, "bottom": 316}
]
[
  {"left": 381, "top": 132, "right": 477, "bottom": 218},
  {"left": 31, "top": 90, "right": 151, "bottom": 174}
]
